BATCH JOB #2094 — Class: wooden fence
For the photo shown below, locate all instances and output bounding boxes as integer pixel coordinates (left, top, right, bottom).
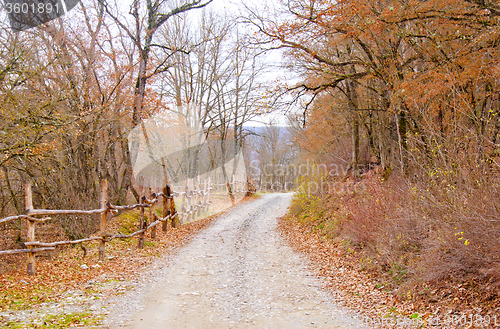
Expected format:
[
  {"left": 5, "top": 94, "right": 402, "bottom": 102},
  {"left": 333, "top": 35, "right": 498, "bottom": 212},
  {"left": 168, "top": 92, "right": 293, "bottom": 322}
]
[{"left": 0, "top": 178, "right": 215, "bottom": 275}]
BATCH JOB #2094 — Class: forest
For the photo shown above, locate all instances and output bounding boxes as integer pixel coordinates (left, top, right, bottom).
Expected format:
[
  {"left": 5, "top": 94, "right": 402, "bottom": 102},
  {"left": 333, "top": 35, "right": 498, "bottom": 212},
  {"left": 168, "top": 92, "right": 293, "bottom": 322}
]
[
  {"left": 266, "top": 0, "right": 500, "bottom": 311},
  {"left": 0, "top": 0, "right": 267, "bottom": 243}
]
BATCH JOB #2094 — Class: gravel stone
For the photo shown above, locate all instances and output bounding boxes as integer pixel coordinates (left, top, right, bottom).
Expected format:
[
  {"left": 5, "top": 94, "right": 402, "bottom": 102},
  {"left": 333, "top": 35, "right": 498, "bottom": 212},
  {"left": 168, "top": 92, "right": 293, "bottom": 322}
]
[{"left": 100, "top": 193, "right": 366, "bottom": 329}]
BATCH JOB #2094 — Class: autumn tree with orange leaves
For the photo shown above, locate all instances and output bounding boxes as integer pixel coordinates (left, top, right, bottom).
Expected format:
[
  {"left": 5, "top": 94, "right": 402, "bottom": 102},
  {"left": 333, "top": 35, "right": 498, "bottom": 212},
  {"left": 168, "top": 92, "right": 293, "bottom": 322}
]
[
  {"left": 0, "top": 0, "right": 270, "bottom": 242},
  {"left": 254, "top": 0, "right": 500, "bottom": 298},
  {"left": 0, "top": 0, "right": 140, "bottom": 239},
  {"left": 250, "top": 0, "right": 500, "bottom": 176}
]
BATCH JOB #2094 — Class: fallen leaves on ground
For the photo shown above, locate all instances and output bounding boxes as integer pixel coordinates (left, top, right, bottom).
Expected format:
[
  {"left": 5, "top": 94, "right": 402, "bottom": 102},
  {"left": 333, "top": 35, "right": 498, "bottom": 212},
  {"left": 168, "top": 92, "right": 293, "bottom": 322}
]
[
  {"left": 278, "top": 215, "right": 500, "bottom": 328},
  {"left": 0, "top": 213, "right": 215, "bottom": 313}
]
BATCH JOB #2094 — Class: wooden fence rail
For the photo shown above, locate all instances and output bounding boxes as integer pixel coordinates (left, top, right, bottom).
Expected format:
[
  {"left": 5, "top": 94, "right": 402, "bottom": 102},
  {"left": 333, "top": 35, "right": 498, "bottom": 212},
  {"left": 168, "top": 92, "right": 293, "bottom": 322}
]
[{"left": 0, "top": 178, "right": 215, "bottom": 275}]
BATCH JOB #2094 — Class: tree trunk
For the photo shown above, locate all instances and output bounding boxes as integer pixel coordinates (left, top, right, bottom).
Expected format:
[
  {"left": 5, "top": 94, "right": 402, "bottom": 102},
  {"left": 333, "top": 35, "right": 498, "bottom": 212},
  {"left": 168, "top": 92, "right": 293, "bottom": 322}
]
[
  {"left": 397, "top": 108, "right": 408, "bottom": 173},
  {"left": 351, "top": 111, "right": 360, "bottom": 174},
  {"left": 347, "top": 80, "right": 360, "bottom": 175}
]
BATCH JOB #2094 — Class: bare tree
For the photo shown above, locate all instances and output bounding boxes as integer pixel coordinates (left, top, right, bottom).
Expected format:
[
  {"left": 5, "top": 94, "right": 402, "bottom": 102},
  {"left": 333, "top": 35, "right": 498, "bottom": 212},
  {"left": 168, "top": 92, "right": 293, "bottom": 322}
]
[
  {"left": 154, "top": 12, "right": 268, "bottom": 202},
  {"left": 251, "top": 124, "right": 297, "bottom": 191},
  {"left": 98, "top": 0, "right": 213, "bottom": 126}
]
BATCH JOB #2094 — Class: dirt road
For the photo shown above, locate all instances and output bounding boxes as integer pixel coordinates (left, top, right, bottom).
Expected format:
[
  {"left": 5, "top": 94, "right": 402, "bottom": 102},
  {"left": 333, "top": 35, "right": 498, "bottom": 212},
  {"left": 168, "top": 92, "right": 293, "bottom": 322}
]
[{"left": 102, "top": 193, "right": 366, "bottom": 328}]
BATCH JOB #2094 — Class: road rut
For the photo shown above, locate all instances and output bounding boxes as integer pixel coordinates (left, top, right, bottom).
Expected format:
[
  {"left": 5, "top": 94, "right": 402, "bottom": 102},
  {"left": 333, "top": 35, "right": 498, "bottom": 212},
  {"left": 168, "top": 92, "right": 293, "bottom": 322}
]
[{"left": 104, "top": 193, "right": 365, "bottom": 328}]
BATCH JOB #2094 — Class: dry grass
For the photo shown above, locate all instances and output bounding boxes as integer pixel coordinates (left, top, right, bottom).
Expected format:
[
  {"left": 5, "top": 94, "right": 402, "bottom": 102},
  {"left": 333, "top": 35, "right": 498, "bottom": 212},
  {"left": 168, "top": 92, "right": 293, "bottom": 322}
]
[
  {"left": 0, "top": 209, "right": 216, "bottom": 312},
  {"left": 286, "top": 168, "right": 500, "bottom": 321},
  {"left": 0, "top": 192, "right": 253, "bottom": 313}
]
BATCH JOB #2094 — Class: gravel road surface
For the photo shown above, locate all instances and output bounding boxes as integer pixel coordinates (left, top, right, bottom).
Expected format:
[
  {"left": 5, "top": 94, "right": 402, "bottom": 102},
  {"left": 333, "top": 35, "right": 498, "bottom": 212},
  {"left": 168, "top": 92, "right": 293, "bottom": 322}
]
[{"left": 102, "top": 193, "right": 366, "bottom": 328}]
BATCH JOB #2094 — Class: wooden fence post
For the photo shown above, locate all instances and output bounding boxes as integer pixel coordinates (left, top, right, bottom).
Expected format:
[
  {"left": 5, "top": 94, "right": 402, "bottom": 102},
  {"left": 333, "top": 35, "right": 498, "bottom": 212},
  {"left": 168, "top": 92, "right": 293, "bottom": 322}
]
[
  {"left": 193, "top": 179, "right": 197, "bottom": 220},
  {"left": 162, "top": 186, "right": 169, "bottom": 232},
  {"left": 181, "top": 183, "right": 187, "bottom": 221},
  {"left": 228, "top": 175, "right": 235, "bottom": 205},
  {"left": 207, "top": 177, "right": 211, "bottom": 214},
  {"left": 138, "top": 196, "right": 145, "bottom": 249},
  {"left": 190, "top": 180, "right": 195, "bottom": 222},
  {"left": 150, "top": 195, "right": 156, "bottom": 240},
  {"left": 203, "top": 178, "right": 208, "bottom": 215},
  {"left": 190, "top": 179, "right": 195, "bottom": 221},
  {"left": 182, "top": 179, "right": 193, "bottom": 224},
  {"left": 169, "top": 185, "right": 178, "bottom": 228},
  {"left": 164, "top": 185, "right": 178, "bottom": 228},
  {"left": 99, "top": 180, "right": 108, "bottom": 262},
  {"left": 190, "top": 178, "right": 197, "bottom": 222},
  {"left": 196, "top": 177, "right": 201, "bottom": 218},
  {"left": 25, "top": 183, "right": 35, "bottom": 275}
]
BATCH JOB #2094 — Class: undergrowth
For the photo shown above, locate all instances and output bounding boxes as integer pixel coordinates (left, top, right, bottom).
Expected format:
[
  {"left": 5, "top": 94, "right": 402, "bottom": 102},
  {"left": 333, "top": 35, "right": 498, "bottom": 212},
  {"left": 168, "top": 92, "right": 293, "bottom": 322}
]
[{"left": 287, "top": 166, "right": 500, "bottom": 308}]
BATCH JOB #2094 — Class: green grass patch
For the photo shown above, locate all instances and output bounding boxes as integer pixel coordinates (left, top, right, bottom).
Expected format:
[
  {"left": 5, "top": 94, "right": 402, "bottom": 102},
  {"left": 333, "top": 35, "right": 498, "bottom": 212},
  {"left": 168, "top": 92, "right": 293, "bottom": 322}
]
[
  {"left": 144, "top": 241, "right": 156, "bottom": 247},
  {"left": 114, "top": 210, "right": 140, "bottom": 235},
  {"left": 4, "top": 311, "right": 102, "bottom": 328},
  {"left": 0, "top": 285, "right": 57, "bottom": 311}
]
